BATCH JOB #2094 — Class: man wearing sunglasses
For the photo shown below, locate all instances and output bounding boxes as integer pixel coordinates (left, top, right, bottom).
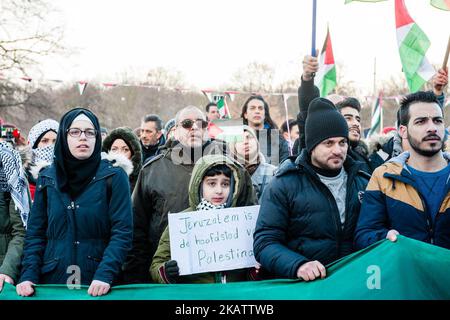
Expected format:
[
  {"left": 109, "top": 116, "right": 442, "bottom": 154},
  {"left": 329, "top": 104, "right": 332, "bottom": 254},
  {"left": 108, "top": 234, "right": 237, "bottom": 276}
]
[{"left": 123, "top": 106, "right": 227, "bottom": 283}]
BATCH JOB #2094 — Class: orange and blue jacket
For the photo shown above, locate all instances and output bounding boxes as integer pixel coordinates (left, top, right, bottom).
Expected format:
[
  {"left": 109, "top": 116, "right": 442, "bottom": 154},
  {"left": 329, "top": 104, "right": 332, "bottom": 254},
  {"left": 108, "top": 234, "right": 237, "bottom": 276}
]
[{"left": 355, "top": 151, "right": 450, "bottom": 250}]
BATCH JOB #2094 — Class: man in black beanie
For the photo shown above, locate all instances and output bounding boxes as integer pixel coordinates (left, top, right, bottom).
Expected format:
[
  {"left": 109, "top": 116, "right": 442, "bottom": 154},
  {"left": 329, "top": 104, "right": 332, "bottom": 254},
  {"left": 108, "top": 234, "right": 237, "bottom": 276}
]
[{"left": 254, "top": 97, "right": 370, "bottom": 281}]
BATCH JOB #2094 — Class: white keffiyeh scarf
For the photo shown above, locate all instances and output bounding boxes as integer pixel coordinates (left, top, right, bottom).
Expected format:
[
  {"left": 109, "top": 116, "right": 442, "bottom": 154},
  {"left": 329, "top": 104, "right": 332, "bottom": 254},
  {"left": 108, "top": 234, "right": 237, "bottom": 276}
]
[
  {"left": 0, "top": 141, "right": 30, "bottom": 228},
  {"left": 196, "top": 198, "right": 226, "bottom": 211}
]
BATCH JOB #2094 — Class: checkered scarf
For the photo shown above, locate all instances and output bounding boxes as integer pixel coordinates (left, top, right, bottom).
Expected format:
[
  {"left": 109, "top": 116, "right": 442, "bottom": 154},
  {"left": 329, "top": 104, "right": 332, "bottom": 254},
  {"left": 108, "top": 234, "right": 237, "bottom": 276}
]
[
  {"left": 0, "top": 141, "right": 30, "bottom": 228},
  {"left": 32, "top": 144, "right": 55, "bottom": 164},
  {"left": 196, "top": 198, "right": 226, "bottom": 211}
]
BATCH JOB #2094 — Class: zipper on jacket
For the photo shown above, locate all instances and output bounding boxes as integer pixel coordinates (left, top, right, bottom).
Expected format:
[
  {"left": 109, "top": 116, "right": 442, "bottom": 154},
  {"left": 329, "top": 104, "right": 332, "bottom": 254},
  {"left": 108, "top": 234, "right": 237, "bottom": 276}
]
[
  {"left": 388, "top": 171, "right": 437, "bottom": 245},
  {"left": 70, "top": 201, "right": 79, "bottom": 268},
  {"left": 402, "top": 181, "right": 434, "bottom": 244}
]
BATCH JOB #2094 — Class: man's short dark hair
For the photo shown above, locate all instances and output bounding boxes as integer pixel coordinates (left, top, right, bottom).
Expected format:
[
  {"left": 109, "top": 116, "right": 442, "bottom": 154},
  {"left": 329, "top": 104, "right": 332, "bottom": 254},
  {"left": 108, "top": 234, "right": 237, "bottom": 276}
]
[
  {"left": 205, "top": 102, "right": 218, "bottom": 113},
  {"left": 142, "top": 114, "right": 163, "bottom": 131},
  {"left": 335, "top": 97, "right": 361, "bottom": 113},
  {"left": 280, "top": 119, "right": 297, "bottom": 134},
  {"left": 399, "top": 91, "right": 440, "bottom": 126}
]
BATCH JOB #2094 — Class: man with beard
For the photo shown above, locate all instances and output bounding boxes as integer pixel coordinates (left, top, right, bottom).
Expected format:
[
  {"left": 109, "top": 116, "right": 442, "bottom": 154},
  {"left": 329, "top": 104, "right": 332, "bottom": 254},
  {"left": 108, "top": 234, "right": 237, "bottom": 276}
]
[
  {"left": 335, "top": 98, "right": 372, "bottom": 174},
  {"left": 356, "top": 91, "right": 450, "bottom": 250},
  {"left": 253, "top": 98, "right": 369, "bottom": 281}
]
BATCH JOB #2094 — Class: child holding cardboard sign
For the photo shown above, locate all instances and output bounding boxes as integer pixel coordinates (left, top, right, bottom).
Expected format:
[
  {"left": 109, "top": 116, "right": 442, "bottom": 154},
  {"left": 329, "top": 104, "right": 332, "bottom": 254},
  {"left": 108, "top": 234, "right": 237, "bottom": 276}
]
[{"left": 150, "top": 154, "right": 259, "bottom": 284}]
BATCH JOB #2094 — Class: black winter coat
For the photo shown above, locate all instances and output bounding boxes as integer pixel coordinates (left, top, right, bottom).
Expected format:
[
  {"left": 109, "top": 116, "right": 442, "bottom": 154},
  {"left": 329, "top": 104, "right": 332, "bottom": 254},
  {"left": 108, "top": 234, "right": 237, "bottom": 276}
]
[
  {"left": 253, "top": 150, "right": 369, "bottom": 279},
  {"left": 20, "top": 160, "right": 133, "bottom": 285}
]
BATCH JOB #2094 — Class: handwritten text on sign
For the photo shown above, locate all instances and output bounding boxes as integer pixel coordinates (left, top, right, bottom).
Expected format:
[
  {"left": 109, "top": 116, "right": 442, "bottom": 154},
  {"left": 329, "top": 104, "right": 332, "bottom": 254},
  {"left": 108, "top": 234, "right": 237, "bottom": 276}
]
[{"left": 168, "top": 205, "right": 260, "bottom": 276}]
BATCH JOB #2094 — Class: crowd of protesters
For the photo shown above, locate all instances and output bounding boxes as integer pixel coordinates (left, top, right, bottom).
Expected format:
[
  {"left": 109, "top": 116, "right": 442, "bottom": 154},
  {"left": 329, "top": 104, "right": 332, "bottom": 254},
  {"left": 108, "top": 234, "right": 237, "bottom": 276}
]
[{"left": 0, "top": 55, "right": 448, "bottom": 297}]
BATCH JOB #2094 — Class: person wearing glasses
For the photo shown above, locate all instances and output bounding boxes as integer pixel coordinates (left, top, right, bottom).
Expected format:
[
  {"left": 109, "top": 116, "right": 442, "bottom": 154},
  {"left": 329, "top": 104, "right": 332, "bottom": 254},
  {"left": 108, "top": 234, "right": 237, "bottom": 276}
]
[
  {"left": 122, "top": 105, "right": 227, "bottom": 284},
  {"left": 16, "top": 108, "right": 133, "bottom": 297}
]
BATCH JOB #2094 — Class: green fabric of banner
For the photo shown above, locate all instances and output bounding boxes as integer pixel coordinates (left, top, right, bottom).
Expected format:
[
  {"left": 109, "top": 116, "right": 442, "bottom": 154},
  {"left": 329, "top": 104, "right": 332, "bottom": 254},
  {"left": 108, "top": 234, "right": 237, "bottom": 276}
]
[{"left": 2, "top": 236, "right": 449, "bottom": 300}]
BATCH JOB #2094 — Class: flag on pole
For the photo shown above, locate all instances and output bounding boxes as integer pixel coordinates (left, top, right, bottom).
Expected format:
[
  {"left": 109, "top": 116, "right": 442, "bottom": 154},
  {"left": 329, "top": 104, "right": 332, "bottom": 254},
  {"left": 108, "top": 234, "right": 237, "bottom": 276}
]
[
  {"left": 207, "top": 120, "right": 244, "bottom": 143},
  {"left": 395, "top": 0, "right": 435, "bottom": 93},
  {"left": 430, "top": 0, "right": 450, "bottom": 10},
  {"left": 217, "top": 97, "right": 231, "bottom": 119},
  {"left": 367, "top": 93, "right": 383, "bottom": 138},
  {"left": 316, "top": 27, "right": 337, "bottom": 97},
  {"left": 311, "top": 0, "right": 317, "bottom": 56}
]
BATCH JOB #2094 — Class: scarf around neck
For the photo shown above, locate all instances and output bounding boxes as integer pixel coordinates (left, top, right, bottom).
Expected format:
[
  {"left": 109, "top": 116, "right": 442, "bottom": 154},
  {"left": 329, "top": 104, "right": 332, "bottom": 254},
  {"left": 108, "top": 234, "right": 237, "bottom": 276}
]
[
  {"left": 0, "top": 141, "right": 30, "bottom": 227},
  {"left": 196, "top": 198, "right": 226, "bottom": 211}
]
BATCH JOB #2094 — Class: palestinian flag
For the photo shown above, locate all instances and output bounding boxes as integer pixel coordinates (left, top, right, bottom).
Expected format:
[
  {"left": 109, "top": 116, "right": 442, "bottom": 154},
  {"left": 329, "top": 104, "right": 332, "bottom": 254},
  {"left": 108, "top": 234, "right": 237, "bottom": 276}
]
[
  {"left": 431, "top": 0, "right": 450, "bottom": 10},
  {"left": 207, "top": 120, "right": 244, "bottom": 143},
  {"left": 217, "top": 97, "right": 231, "bottom": 119},
  {"left": 367, "top": 93, "right": 383, "bottom": 138},
  {"left": 316, "top": 27, "right": 336, "bottom": 97},
  {"left": 395, "top": 0, "right": 435, "bottom": 92}
]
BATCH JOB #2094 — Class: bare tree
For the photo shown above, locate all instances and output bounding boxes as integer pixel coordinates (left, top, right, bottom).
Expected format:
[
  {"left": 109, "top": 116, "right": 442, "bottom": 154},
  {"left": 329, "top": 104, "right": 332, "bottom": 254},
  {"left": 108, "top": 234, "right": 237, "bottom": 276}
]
[
  {"left": 0, "top": 0, "right": 65, "bottom": 75},
  {"left": 230, "top": 62, "right": 275, "bottom": 92},
  {"left": 334, "top": 62, "right": 359, "bottom": 97},
  {"left": 276, "top": 78, "right": 301, "bottom": 93},
  {"left": 145, "top": 67, "right": 186, "bottom": 88}
]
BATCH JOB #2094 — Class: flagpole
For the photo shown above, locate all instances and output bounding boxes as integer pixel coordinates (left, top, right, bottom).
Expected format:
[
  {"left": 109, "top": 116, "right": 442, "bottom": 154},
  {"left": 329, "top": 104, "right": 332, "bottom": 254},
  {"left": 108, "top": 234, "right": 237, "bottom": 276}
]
[
  {"left": 373, "top": 57, "right": 377, "bottom": 95},
  {"left": 442, "top": 35, "right": 450, "bottom": 69},
  {"left": 379, "top": 91, "right": 383, "bottom": 134},
  {"left": 311, "top": 0, "right": 317, "bottom": 56},
  {"left": 282, "top": 95, "right": 293, "bottom": 156},
  {"left": 435, "top": 36, "right": 450, "bottom": 92}
]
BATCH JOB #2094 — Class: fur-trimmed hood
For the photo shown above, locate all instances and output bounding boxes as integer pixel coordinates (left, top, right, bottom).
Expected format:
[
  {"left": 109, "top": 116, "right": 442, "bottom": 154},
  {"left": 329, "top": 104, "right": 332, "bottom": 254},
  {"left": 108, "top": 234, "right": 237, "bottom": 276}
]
[
  {"left": 15, "top": 145, "right": 32, "bottom": 169},
  {"left": 29, "top": 159, "right": 52, "bottom": 180},
  {"left": 101, "top": 152, "right": 133, "bottom": 176},
  {"left": 102, "top": 127, "right": 142, "bottom": 178},
  {"left": 365, "top": 131, "right": 400, "bottom": 156},
  {"left": 352, "top": 139, "right": 369, "bottom": 158},
  {"left": 28, "top": 152, "right": 134, "bottom": 180}
]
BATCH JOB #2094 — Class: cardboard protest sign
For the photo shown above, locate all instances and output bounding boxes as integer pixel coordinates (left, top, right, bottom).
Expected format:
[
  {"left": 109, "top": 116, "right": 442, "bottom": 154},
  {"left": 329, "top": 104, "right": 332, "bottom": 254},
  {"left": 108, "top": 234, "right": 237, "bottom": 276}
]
[{"left": 168, "top": 205, "right": 260, "bottom": 275}]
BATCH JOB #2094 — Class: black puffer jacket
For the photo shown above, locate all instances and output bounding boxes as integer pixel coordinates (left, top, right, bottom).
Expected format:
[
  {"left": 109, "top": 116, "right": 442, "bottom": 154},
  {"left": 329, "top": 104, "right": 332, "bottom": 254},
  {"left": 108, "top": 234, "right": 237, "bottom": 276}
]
[
  {"left": 347, "top": 141, "right": 372, "bottom": 175},
  {"left": 253, "top": 149, "right": 369, "bottom": 279}
]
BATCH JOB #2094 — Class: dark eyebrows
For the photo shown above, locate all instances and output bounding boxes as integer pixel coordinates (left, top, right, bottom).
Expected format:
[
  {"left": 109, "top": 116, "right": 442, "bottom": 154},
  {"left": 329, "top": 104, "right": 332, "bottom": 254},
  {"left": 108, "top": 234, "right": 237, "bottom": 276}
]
[
  {"left": 343, "top": 113, "right": 360, "bottom": 120},
  {"left": 413, "top": 116, "right": 444, "bottom": 122}
]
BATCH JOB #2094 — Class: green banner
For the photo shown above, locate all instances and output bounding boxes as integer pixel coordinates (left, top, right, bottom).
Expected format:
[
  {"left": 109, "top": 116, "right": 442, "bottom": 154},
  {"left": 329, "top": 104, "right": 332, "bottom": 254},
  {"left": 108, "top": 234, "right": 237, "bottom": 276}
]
[{"left": 1, "top": 236, "right": 449, "bottom": 300}]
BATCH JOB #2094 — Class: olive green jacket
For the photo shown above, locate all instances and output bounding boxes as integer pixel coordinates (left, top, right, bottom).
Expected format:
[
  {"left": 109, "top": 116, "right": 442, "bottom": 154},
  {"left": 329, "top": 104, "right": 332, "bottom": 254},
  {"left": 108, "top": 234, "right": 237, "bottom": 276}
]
[
  {"left": 0, "top": 191, "right": 26, "bottom": 282},
  {"left": 150, "top": 154, "right": 258, "bottom": 284}
]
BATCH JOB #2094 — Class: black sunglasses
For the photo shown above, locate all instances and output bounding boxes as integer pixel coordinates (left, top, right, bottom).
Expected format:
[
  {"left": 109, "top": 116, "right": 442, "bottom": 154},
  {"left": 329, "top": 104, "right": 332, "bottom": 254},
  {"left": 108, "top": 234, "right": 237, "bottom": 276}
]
[{"left": 179, "top": 119, "right": 208, "bottom": 129}]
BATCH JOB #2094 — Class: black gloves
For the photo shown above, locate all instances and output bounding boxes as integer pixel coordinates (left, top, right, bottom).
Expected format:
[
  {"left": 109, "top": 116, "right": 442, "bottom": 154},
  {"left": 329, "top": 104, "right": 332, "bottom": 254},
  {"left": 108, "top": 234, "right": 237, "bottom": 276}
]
[{"left": 162, "top": 260, "right": 180, "bottom": 284}]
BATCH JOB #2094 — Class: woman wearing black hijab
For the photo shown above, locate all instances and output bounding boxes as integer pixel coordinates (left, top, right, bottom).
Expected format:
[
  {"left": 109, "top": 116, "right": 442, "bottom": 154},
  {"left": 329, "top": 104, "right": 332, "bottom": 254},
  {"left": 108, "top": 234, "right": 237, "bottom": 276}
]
[{"left": 17, "top": 108, "right": 133, "bottom": 297}]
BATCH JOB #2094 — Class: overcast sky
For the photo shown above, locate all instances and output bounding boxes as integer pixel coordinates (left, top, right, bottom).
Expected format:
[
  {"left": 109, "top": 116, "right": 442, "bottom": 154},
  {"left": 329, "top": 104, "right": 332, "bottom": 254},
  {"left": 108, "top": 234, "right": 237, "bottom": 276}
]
[{"left": 37, "top": 0, "right": 449, "bottom": 95}]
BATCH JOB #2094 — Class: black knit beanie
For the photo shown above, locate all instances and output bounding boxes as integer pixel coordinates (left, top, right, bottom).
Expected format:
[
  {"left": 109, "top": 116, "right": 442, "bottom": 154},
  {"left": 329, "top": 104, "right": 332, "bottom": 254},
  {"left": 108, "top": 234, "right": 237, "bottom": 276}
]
[{"left": 305, "top": 97, "right": 349, "bottom": 153}]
